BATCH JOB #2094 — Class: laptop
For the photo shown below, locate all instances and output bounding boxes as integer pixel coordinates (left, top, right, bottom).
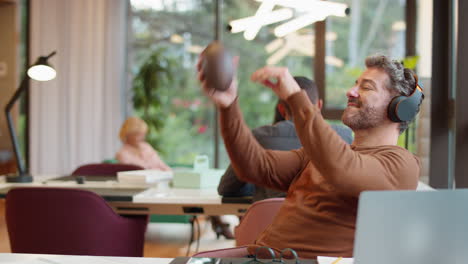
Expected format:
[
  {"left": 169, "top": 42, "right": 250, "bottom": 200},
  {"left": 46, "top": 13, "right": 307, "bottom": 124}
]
[{"left": 354, "top": 189, "right": 468, "bottom": 264}]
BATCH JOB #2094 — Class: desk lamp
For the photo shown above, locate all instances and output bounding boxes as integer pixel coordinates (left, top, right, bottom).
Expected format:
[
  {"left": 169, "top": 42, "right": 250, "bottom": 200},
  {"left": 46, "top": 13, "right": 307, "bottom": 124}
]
[{"left": 4, "top": 51, "right": 57, "bottom": 183}]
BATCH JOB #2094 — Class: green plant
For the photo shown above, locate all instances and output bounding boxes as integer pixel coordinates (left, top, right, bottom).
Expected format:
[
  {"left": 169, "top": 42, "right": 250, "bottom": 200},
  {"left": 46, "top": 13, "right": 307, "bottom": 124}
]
[
  {"left": 132, "top": 48, "right": 180, "bottom": 153},
  {"left": 402, "top": 55, "right": 420, "bottom": 70}
]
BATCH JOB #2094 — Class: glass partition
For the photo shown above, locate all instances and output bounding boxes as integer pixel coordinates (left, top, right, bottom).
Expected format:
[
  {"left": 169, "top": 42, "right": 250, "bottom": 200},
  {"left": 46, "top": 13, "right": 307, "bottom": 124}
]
[
  {"left": 325, "top": 0, "right": 406, "bottom": 110},
  {"left": 220, "top": 0, "right": 315, "bottom": 167},
  {"left": 129, "top": 0, "right": 216, "bottom": 166}
]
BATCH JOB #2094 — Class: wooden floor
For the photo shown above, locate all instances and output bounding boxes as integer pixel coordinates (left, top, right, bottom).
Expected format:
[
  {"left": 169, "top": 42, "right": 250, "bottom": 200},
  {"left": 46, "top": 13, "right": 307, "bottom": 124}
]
[
  {"left": 0, "top": 200, "right": 8, "bottom": 254},
  {"left": 0, "top": 200, "right": 237, "bottom": 257}
]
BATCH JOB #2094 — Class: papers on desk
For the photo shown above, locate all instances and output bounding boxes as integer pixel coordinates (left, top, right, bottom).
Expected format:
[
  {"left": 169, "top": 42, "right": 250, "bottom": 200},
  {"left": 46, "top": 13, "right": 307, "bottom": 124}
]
[
  {"left": 317, "top": 256, "right": 354, "bottom": 264},
  {"left": 117, "top": 170, "right": 173, "bottom": 186}
]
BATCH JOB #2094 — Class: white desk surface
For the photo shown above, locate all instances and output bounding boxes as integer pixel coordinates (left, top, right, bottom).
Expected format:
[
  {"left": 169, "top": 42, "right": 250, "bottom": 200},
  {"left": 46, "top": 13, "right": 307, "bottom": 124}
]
[
  {"left": 134, "top": 187, "right": 221, "bottom": 204},
  {"left": 0, "top": 253, "right": 173, "bottom": 264},
  {"left": 0, "top": 175, "right": 161, "bottom": 189},
  {"left": 0, "top": 176, "right": 221, "bottom": 204},
  {"left": 0, "top": 175, "right": 250, "bottom": 216},
  {"left": 0, "top": 175, "right": 430, "bottom": 216}
]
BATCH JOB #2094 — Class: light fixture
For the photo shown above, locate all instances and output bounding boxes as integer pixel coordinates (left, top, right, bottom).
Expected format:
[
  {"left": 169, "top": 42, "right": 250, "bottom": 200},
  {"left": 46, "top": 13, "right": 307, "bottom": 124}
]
[
  {"left": 274, "top": 13, "right": 326, "bottom": 37},
  {"left": 5, "top": 51, "right": 57, "bottom": 183},
  {"left": 170, "top": 34, "right": 184, "bottom": 44},
  {"left": 243, "top": 0, "right": 275, "bottom": 41},
  {"left": 266, "top": 32, "right": 343, "bottom": 66},
  {"left": 273, "top": 1, "right": 348, "bottom": 37},
  {"left": 186, "top": 45, "right": 204, "bottom": 54},
  {"left": 392, "top": 21, "right": 406, "bottom": 31},
  {"left": 229, "top": 9, "right": 293, "bottom": 34},
  {"left": 229, "top": 0, "right": 349, "bottom": 41}
]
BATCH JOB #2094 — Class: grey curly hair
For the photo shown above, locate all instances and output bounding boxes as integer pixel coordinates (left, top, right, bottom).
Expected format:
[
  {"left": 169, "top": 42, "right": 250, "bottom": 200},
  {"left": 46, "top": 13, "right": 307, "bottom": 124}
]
[{"left": 365, "top": 55, "right": 418, "bottom": 134}]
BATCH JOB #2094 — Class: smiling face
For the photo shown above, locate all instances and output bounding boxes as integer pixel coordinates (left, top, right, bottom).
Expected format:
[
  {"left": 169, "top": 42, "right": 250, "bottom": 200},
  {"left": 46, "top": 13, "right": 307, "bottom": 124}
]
[{"left": 341, "top": 67, "right": 394, "bottom": 131}]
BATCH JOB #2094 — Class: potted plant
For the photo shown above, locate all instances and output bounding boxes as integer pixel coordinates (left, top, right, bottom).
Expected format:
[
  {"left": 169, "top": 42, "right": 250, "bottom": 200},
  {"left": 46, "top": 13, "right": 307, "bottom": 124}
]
[{"left": 132, "top": 48, "right": 179, "bottom": 152}]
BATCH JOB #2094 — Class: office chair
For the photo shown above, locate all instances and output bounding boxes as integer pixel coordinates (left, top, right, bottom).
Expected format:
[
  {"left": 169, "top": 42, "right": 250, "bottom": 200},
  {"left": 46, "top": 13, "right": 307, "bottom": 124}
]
[
  {"left": 71, "top": 162, "right": 197, "bottom": 255},
  {"left": 234, "top": 198, "right": 284, "bottom": 246},
  {"left": 71, "top": 163, "right": 143, "bottom": 176},
  {"left": 5, "top": 187, "right": 148, "bottom": 256}
]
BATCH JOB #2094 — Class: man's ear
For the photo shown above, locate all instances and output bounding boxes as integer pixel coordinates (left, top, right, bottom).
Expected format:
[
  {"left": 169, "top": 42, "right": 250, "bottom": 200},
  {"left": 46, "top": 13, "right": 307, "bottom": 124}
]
[
  {"left": 317, "top": 99, "right": 323, "bottom": 110},
  {"left": 277, "top": 103, "right": 286, "bottom": 118}
]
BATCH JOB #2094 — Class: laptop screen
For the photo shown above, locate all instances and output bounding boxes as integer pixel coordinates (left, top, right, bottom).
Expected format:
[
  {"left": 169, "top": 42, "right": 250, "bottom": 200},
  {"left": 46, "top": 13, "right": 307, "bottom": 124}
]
[{"left": 354, "top": 190, "right": 468, "bottom": 264}]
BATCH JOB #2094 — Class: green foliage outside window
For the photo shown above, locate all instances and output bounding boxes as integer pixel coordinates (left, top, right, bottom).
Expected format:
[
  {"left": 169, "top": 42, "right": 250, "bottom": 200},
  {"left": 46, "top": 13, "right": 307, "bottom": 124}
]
[
  {"left": 130, "top": 0, "right": 216, "bottom": 166},
  {"left": 132, "top": 48, "right": 179, "bottom": 153},
  {"left": 129, "top": 0, "right": 412, "bottom": 166},
  {"left": 129, "top": 0, "right": 316, "bottom": 167}
]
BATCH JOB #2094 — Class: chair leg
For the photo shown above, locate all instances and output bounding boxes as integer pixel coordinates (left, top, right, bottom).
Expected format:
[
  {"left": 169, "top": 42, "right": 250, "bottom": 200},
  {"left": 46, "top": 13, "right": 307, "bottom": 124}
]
[
  {"left": 186, "top": 216, "right": 196, "bottom": 256},
  {"left": 210, "top": 216, "right": 234, "bottom": 240},
  {"left": 195, "top": 216, "right": 201, "bottom": 253}
]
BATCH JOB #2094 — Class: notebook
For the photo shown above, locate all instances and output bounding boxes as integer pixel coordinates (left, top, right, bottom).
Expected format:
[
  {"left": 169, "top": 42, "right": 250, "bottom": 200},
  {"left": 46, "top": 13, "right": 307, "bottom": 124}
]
[
  {"left": 117, "top": 169, "right": 173, "bottom": 185},
  {"left": 353, "top": 189, "right": 468, "bottom": 264}
]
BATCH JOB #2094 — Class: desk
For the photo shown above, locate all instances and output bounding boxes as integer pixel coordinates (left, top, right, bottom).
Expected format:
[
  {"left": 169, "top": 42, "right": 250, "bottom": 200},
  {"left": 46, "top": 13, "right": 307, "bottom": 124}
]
[
  {"left": 0, "top": 254, "right": 320, "bottom": 264},
  {"left": 0, "top": 253, "right": 173, "bottom": 264},
  {"left": 0, "top": 175, "right": 251, "bottom": 216}
]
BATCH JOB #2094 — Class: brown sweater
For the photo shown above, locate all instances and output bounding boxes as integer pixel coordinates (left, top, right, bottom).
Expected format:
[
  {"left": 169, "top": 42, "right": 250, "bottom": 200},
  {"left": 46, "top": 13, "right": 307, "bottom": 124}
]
[{"left": 220, "top": 91, "right": 421, "bottom": 259}]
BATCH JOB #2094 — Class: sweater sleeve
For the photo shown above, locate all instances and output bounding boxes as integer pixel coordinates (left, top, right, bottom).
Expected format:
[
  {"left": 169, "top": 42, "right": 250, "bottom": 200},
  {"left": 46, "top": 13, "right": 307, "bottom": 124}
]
[
  {"left": 287, "top": 91, "right": 420, "bottom": 196},
  {"left": 220, "top": 99, "right": 308, "bottom": 192}
]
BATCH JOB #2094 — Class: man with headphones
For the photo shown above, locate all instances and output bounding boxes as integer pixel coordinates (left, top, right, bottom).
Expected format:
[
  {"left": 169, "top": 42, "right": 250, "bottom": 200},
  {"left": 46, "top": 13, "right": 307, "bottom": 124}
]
[{"left": 197, "top": 55, "right": 423, "bottom": 258}]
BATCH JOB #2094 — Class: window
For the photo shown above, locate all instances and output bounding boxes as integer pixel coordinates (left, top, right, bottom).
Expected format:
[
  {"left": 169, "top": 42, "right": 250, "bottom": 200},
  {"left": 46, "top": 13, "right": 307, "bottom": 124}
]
[
  {"left": 324, "top": 0, "right": 414, "bottom": 150},
  {"left": 128, "top": 0, "right": 414, "bottom": 168},
  {"left": 129, "top": 0, "right": 216, "bottom": 167},
  {"left": 220, "top": 1, "right": 316, "bottom": 167},
  {"left": 129, "top": 0, "right": 316, "bottom": 168},
  {"left": 222, "top": 1, "right": 315, "bottom": 128},
  {"left": 324, "top": 0, "right": 406, "bottom": 112},
  {"left": 18, "top": 0, "right": 29, "bottom": 168}
]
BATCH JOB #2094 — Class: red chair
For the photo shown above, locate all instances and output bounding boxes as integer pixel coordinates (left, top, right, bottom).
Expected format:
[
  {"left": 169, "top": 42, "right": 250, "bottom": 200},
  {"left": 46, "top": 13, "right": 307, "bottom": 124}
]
[
  {"left": 71, "top": 163, "right": 143, "bottom": 176},
  {"left": 6, "top": 187, "right": 148, "bottom": 256},
  {"left": 193, "top": 198, "right": 284, "bottom": 257},
  {"left": 234, "top": 198, "right": 284, "bottom": 246}
]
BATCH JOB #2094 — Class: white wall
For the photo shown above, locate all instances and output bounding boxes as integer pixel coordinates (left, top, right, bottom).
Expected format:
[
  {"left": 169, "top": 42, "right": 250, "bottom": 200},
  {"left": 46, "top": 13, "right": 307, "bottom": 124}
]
[{"left": 29, "top": 0, "right": 127, "bottom": 175}]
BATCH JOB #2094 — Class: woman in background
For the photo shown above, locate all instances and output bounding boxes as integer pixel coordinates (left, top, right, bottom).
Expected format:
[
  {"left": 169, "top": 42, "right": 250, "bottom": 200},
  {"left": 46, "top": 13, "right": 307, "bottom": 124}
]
[{"left": 116, "top": 117, "right": 171, "bottom": 171}]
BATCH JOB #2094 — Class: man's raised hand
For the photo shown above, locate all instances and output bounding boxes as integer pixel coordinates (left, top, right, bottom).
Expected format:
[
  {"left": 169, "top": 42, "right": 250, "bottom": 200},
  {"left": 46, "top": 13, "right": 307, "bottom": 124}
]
[
  {"left": 197, "top": 55, "right": 239, "bottom": 109},
  {"left": 251, "top": 66, "right": 301, "bottom": 100}
]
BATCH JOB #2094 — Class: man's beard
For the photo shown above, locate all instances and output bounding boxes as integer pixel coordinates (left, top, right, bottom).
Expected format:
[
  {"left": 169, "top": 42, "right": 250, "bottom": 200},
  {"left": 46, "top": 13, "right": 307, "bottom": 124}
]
[{"left": 341, "top": 101, "right": 387, "bottom": 130}]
